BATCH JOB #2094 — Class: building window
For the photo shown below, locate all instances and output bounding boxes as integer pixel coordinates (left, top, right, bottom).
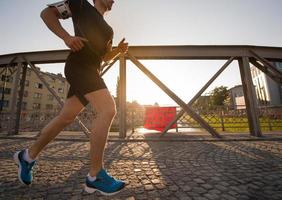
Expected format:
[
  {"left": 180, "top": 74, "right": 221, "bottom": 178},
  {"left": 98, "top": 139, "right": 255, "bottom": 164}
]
[
  {"left": 35, "top": 83, "right": 43, "bottom": 89},
  {"left": 33, "top": 103, "right": 41, "bottom": 110},
  {"left": 46, "top": 104, "right": 53, "bottom": 109},
  {"left": 25, "top": 80, "right": 29, "bottom": 87},
  {"left": 33, "top": 93, "right": 42, "bottom": 99},
  {"left": 1, "top": 75, "right": 13, "bottom": 83},
  {"left": 58, "top": 88, "right": 64, "bottom": 93},
  {"left": 26, "top": 70, "right": 31, "bottom": 76},
  {"left": 0, "top": 88, "right": 11, "bottom": 94},
  {"left": 0, "top": 100, "right": 9, "bottom": 108},
  {"left": 48, "top": 94, "right": 54, "bottom": 100},
  {"left": 22, "top": 102, "right": 27, "bottom": 110},
  {"left": 24, "top": 90, "right": 28, "bottom": 97}
]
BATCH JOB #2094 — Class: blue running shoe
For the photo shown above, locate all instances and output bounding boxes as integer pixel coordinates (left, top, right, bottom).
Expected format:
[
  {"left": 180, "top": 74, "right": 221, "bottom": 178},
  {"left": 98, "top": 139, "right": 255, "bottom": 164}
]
[
  {"left": 85, "top": 169, "right": 125, "bottom": 195},
  {"left": 13, "top": 150, "right": 36, "bottom": 185}
]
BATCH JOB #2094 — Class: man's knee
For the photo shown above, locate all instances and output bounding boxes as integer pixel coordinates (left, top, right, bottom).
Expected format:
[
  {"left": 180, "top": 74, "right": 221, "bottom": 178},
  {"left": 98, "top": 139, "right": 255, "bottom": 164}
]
[
  {"left": 57, "top": 113, "right": 76, "bottom": 125},
  {"left": 99, "top": 104, "right": 116, "bottom": 119}
]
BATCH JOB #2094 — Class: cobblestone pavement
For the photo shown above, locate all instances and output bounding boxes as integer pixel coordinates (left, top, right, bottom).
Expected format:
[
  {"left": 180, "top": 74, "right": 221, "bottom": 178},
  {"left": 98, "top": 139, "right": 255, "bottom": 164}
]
[{"left": 1, "top": 138, "right": 282, "bottom": 200}]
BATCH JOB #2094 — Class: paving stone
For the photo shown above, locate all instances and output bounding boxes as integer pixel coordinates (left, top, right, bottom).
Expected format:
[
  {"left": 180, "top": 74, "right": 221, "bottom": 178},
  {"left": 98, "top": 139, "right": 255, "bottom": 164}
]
[
  {"left": 209, "top": 189, "right": 221, "bottom": 195},
  {"left": 147, "top": 190, "right": 160, "bottom": 198},
  {"left": 221, "top": 194, "right": 237, "bottom": 200},
  {"left": 192, "top": 187, "right": 207, "bottom": 194},
  {"left": 144, "top": 184, "right": 154, "bottom": 191},
  {"left": 159, "top": 190, "right": 171, "bottom": 197},
  {"left": 179, "top": 197, "right": 192, "bottom": 200},
  {"left": 0, "top": 139, "right": 281, "bottom": 199},
  {"left": 135, "top": 194, "right": 147, "bottom": 200},
  {"left": 125, "top": 197, "right": 135, "bottom": 200},
  {"left": 141, "top": 179, "right": 151, "bottom": 185},
  {"left": 214, "top": 184, "right": 228, "bottom": 192},
  {"left": 155, "top": 183, "right": 166, "bottom": 189},
  {"left": 175, "top": 191, "right": 190, "bottom": 199},
  {"left": 204, "top": 193, "right": 220, "bottom": 200},
  {"left": 194, "top": 178, "right": 205, "bottom": 184},
  {"left": 168, "top": 185, "right": 179, "bottom": 191},
  {"left": 202, "top": 184, "right": 213, "bottom": 190},
  {"left": 193, "top": 197, "right": 209, "bottom": 200},
  {"left": 151, "top": 179, "right": 161, "bottom": 184}
]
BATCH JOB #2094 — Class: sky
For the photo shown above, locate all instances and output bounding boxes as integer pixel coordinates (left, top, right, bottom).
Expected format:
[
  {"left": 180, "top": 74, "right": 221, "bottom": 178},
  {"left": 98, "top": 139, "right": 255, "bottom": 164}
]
[{"left": 1, "top": 0, "right": 282, "bottom": 105}]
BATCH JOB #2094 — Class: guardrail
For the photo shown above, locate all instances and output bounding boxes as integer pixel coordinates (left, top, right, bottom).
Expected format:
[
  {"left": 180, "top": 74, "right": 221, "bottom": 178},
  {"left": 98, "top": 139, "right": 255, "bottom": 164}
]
[{"left": 1, "top": 106, "right": 281, "bottom": 134}]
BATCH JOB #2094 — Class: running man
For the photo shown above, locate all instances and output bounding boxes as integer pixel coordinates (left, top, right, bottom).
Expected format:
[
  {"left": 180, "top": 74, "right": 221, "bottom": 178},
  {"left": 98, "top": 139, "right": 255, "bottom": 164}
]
[{"left": 14, "top": 0, "right": 128, "bottom": 196}]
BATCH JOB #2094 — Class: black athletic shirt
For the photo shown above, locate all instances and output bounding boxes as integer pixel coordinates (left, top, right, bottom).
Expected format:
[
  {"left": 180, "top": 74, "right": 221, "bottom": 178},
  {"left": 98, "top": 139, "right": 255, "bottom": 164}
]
[{"left": 68, "top": 0, "right": 113, "bottom": 63}]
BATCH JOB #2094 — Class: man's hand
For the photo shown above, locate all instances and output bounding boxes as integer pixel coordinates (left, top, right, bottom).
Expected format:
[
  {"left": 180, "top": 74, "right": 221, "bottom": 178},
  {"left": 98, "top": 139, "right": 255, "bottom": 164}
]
[
  {"left": 63, "top": 36, "right": 88, "bottom": 52},
  {"left": 102, "top": 37, "right": 129, "bottom": 64},
  {"left": 117, "top": 38, "right": 128, "bottom": 54}
]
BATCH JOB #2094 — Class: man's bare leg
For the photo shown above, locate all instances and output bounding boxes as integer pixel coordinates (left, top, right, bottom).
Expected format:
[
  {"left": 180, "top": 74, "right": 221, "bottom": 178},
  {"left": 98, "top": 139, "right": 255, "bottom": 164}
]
[
  {"left": 28, "top": 95, "right": 85, "bottom": 159},
  {"left": 84, "top": 89, "right": 116, "bottom": 177}
]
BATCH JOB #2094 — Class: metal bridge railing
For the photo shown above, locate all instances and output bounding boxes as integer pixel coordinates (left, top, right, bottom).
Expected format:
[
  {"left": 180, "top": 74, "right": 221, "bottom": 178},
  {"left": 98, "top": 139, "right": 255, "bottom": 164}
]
[
  {"left": 2, "top": 105, "right": 281, "bottom": 134},
  {"left": 1, "top": 45, "right": 282, "bottom": 138}
]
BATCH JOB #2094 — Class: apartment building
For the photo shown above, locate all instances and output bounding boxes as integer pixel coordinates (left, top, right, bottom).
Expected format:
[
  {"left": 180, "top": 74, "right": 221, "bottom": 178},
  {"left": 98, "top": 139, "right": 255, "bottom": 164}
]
[
  {"left": 0, "top": 66, "right": 69, "bottom": 112},
  {"left": 250, "top": 62, "right": 282, "bottom": 106}
]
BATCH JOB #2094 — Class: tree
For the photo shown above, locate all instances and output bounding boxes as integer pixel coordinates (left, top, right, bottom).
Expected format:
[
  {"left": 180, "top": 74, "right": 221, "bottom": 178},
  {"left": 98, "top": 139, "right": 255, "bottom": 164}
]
[
  {"left": 193, "top": 95, "right": 212, "bottom": 111},
  {"left": 210, "top": 86, "right": 229, "bottom": 108}
]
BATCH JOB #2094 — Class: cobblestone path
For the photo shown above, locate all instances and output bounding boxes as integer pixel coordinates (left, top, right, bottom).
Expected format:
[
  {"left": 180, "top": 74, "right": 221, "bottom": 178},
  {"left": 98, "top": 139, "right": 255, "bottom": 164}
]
[{"left": 0, "top": 139, "right": 282, "bottom": 200}]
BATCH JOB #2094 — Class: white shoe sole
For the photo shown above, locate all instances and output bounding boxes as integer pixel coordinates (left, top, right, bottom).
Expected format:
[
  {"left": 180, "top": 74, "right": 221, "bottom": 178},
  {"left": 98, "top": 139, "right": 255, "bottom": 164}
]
[
  {"left": 84, "top": 184, "right": 124, "bottom": 196},
  {"left": 13, "top": 151, "right": 26, "bottom": 185}
]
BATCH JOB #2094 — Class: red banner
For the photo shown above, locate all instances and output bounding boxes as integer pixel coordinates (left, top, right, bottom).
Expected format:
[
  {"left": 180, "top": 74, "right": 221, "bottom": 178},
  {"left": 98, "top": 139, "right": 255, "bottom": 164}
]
[{"left": 144, "top": 107, "right": 177, "bottom": 132}]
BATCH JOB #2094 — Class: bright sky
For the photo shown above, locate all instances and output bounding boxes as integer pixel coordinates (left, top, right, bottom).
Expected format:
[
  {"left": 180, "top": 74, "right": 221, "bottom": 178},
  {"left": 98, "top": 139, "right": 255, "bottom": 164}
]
[{"left": 1, "top": 0, "right": 282, "bottom": 105}]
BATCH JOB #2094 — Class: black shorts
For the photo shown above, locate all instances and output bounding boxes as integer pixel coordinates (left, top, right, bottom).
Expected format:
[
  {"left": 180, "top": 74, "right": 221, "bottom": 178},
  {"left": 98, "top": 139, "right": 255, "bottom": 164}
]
[{"left": 64, "top": 52, "right": 107, "bottom": 106}]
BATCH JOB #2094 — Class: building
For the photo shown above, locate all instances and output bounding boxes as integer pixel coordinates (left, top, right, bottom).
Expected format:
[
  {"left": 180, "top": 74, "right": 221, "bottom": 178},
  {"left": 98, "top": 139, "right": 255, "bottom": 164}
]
[
  {"left": 250, "top": 62, "right": 282, "bottom": 106},
  {"left": 0, "top": 66, "right": 69, "bottom": 112},
  {"left": 228, "top": 85, "right": 245, "bottom": 109},
  {"left": 228, "top": 62, "right": 282, "bottom": 110}
]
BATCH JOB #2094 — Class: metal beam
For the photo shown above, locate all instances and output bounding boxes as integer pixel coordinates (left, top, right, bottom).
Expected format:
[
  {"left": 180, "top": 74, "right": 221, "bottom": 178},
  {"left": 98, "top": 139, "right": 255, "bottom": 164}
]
[
  {"left": 238, "top": 57, "right": 262, "bottom": 137},
  {"left": 162, "top": 57, "right": 235, "bottom": 135},
  {"left": 14, "top": 63, "right": 28, "bottom": 134},
  {"left": 0, "top": 50, "right": 70, "bottom": 66},
  {"left": 100, "top": 57, "right": 118, "bottom": 76},
  {"left": 1, "top": 45, "right": 282, "bottom": 66},
  {"left": 127, "top": 52, "right": 221, "bottom": 138},
  {"left": 8, "top": 63, "right": 22, "bottom": 134},
  {"left": 0, "top": 68, "right": 5, "bottom": 75},
  {"left": 119, "top": 54, "right": 127, "bottom": 138}
]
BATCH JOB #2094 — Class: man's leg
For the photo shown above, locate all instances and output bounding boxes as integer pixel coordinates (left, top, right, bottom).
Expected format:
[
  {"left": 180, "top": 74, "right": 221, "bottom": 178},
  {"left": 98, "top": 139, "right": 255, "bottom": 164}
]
[
  {"left": 84, "top": 89, "right": 116, "bottom": 176},
  {"left": 14, "top": 95, "right": 85, "bottom": 185},
  {"left": 28, "top": 95, "right": 85, "bottom": 159},
  {"left": 83, "top": 89, "right": 125, "bottom": 195}
]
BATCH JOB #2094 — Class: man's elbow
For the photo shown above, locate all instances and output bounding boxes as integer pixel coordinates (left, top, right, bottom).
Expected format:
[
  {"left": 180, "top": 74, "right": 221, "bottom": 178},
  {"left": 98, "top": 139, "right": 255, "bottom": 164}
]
[
  {"left": 40, "top": 8, "right": 48, "bottom": 20},
  {"left": 40, "top": 7, "right": 58, "bottom": 20}
]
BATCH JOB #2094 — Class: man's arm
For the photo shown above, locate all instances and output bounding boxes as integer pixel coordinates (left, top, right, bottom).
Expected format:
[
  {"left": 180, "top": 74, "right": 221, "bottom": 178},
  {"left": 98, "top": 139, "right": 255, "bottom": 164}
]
[{"left": 40, "top": 5, "right": 85, "bottom": 52}]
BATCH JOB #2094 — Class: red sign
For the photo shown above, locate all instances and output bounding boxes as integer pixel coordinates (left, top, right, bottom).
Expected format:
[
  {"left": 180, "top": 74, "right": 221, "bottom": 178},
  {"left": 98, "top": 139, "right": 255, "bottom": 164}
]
[{"left": 144, "top": 107, "right": 177, "bottom": 132}]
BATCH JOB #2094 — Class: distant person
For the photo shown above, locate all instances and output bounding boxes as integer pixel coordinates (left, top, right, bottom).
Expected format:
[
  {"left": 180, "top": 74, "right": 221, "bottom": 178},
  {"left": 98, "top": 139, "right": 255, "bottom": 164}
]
[{"left": 13, "top": 0, "right": 128, "bottom": 196}]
